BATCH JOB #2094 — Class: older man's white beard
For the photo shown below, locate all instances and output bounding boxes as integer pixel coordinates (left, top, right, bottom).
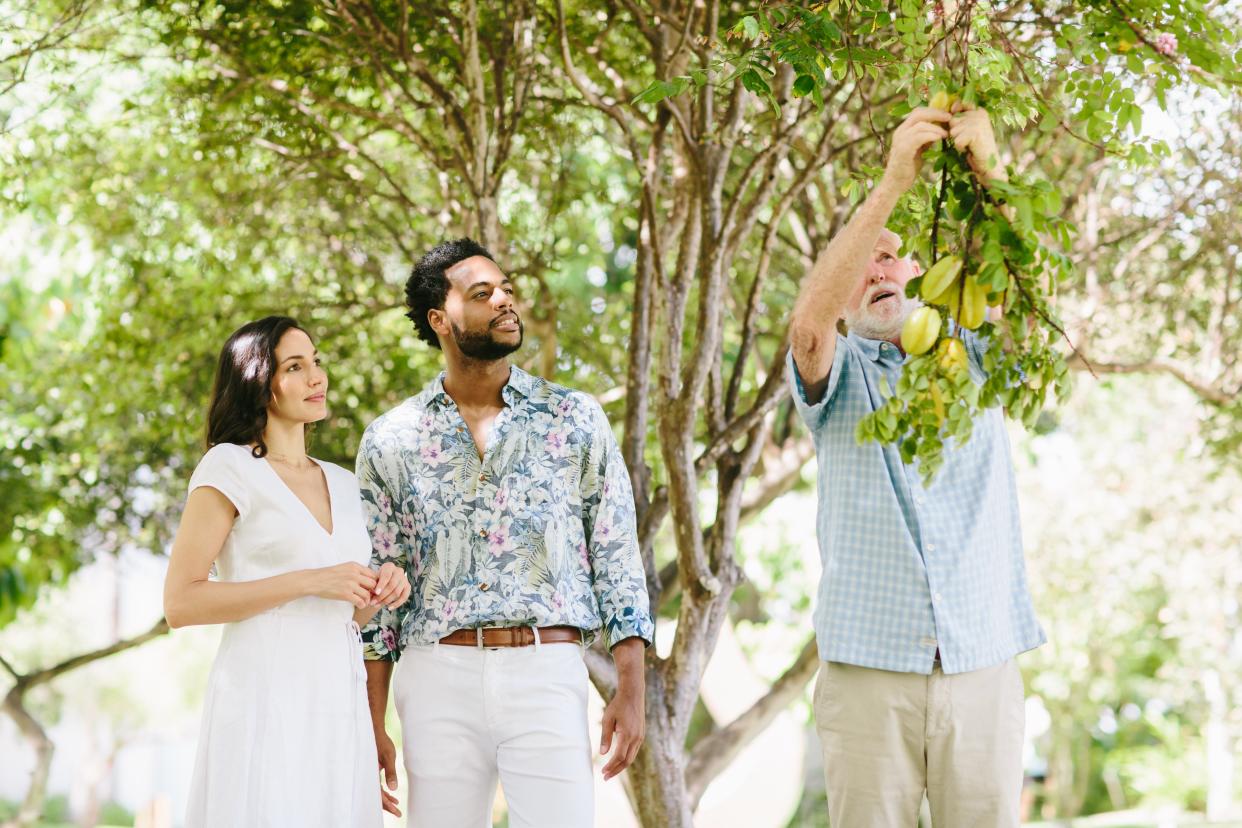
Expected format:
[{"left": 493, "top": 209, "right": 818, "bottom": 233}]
[{"left": 843, "top": 294, "right": 922, "bottom": 341}]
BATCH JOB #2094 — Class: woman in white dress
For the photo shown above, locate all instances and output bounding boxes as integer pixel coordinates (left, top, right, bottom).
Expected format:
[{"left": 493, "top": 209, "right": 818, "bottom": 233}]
[{"left": 164, "top": 316, "right": 411, "bottom": 827}]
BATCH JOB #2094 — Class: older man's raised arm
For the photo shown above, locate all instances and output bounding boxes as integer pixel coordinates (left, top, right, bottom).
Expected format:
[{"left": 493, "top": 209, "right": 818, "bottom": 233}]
[{"left": 789, "top": 108, "right": 951, "bottom": 403}]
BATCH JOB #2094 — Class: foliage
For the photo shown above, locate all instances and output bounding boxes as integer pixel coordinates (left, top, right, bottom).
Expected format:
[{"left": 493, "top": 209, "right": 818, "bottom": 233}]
[
  {"left": 1016, "top": 374, "right": 1242, "bottom": 816},
  {"left": 3, "top": 0, "right": 1242, "bottom": 823},
  {"left": 636, "top": 0, "right": 1240, "bottom": 479}
]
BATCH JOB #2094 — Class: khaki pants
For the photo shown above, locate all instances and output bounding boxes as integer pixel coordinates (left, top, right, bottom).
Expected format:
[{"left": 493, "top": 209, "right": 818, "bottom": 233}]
[{"left": 813, "top": 659, "right": 1024, "bottom": 827}]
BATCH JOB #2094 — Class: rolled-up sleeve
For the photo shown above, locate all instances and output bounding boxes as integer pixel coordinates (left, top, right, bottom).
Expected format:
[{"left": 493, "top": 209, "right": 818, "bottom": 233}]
[
  {"left": 356, "top": 428, "right": 408, "bottom": 662},
  {"left": 787, "top": 336, "right": 850, "bottom": 433},
  {"left": 580, "top": 400, "right": 654, "bottom": 649}
]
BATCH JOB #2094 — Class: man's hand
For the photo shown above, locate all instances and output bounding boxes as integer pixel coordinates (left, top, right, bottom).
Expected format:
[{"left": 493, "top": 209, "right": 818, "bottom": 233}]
[
  {"left": 376, "top": 727, "right": 402, "bottom": 817},
  {"left": 949, "top": 104, "right": 1007, "bottom": 185},
  {"left": 600, "top": 636, "right": 646, "bottom": 781},
  {"left": 600, "top": 686, "right": 645, "bottom": 781},
  {"left": 881, "top": 107, "right": 952, "bottom": 192}
]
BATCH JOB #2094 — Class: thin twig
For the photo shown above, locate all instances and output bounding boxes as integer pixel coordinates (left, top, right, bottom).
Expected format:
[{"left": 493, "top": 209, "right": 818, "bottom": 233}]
[{"left": 1006, "top": 260, "right": 1096, "bottom": 377}]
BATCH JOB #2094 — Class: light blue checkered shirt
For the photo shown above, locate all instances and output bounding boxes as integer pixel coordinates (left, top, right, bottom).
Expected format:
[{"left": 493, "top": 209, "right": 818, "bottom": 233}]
[{"left": 788, "top": 331, "right": 1044, "bottom": 675}]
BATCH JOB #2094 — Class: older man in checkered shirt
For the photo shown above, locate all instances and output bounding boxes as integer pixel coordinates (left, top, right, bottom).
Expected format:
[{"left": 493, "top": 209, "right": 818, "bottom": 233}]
[{"left": 787, "top": 104, "right": 1045, "bottom": 826}]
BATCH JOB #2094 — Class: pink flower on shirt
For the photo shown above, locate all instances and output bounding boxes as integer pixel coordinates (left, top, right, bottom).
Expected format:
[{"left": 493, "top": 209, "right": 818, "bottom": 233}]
[
  {"left": 380, "top": 627, "right": 398, "bottom": 653},
  {"left": 545, "top": 430, "right": 568, "bottom": 456},
  {"left": 420, "top": 442, "right": 446, "bottom": 466},
  {"left": 373, "top": 524, "right": 399, "bottom": 559}
]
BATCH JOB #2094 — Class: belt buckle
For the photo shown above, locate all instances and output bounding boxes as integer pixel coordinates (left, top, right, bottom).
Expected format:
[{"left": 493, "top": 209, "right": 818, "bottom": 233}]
[{"left": 475, "top": 624, "right": 510, "bottom": 649}]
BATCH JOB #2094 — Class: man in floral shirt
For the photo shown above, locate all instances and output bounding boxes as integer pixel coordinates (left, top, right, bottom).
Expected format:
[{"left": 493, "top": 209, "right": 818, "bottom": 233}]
[{"left": 358, "top": 238, "right": 654, "bottom": 827}]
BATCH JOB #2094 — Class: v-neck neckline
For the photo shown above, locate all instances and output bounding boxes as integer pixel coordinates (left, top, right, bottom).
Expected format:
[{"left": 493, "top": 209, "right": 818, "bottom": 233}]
[{"left": 259, "top": 454, "right": 336, "bottom": 537}]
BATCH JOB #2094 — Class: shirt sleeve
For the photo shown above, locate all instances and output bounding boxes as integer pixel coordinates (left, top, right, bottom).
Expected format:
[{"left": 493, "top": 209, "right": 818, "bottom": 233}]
[
  {"left": 580, "top": 398, "right": 654, "bottom": 649},
  {"left": 786, "top": 334, "right": 851, "bottom": 433},
  {"left": 960, "top": 328, "right": 1024, "bottom": 386},
  {"left": 188, "top": 444, "right": 250, "bottom": 520},
  {"left": 356, "top": 426, "right": 409, "bottom": 662},
  {"left": 961, "top": 329, "right": 990, "bottom": 375}
]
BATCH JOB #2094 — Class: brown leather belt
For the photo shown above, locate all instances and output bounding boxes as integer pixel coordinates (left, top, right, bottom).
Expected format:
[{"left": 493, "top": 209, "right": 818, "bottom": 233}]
[{"left": 439, "top": 625, "right": 584, "bottom": 648}]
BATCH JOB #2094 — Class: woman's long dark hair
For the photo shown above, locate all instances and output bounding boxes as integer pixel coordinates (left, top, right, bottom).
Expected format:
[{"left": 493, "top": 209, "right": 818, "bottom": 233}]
[{"left": 205, "top": 315, "right": 307, "bottom": 457}]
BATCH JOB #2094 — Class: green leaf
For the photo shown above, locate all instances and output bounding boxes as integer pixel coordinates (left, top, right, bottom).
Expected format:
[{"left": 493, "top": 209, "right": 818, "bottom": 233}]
[
  {"left": 633, "top": 81, "right": 673, "bottom": 105},
  {"left": 740, "top": 69, "right": 771, "bottom": 97},
  {"left": 792, "top": 74, "right": 816, "bottom": 98}
]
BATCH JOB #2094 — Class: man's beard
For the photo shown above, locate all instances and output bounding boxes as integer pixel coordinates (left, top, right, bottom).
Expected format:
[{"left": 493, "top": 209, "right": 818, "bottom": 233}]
[
  {"left": 843, "top": 292, "right": 921, "bottom": 342},
  {"left": 450, "top": 317, "right": 523, "bottom": 361}
]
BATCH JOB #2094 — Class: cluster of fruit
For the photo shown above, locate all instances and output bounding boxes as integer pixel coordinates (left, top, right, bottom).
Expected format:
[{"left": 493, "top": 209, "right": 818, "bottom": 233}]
[
  {"left": 856, "top": 86, "right": 1073, "bottom": 480},
  {"left": 899, "top": 252, "right": 997, "bottom": 357}
]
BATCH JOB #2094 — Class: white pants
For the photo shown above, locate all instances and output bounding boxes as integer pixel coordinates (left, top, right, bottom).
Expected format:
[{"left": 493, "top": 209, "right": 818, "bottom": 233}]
[
  {"left": 393, "top": 641, "right": 594, "bottom": 828},
  {"left": 814, "top": 659, "right": 1025, "bottom": 827}
]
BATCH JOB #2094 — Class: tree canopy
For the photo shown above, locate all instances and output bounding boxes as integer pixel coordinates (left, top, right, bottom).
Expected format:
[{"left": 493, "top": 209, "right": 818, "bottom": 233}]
[{"left": 2, "top": 0, "right": 1240, "bottom": 823}]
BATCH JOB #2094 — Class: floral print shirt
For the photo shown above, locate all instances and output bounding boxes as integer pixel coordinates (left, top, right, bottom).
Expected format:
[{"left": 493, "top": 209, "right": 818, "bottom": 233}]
[{"left": 357, "top": 365, "right": 654, "bottom": 660}]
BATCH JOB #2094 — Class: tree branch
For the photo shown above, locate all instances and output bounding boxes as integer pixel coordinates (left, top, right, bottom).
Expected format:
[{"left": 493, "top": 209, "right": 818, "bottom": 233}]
[
  {"left": 684, "top": 636, "right": 820, "bottom": 805},
  {"left": 583, "top": 641, "right": 619, "bottom": 701},
  {"left": 699, "top": 348, "right": 790, "bottom": 469},
  {"left": 16, "top": 617, "right": 170, "bottom": 690},
  {"left": 1067, "top": 353, "right": 1233, "bottom": 406}
]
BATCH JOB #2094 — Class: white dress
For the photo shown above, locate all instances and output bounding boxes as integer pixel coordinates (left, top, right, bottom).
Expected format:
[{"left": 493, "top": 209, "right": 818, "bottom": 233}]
[{"left": 183, "top": 443, "right": 382, "bottom": 828}]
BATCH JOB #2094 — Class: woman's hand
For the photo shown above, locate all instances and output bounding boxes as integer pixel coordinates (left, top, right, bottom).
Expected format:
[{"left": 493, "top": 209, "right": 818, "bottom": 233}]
[
  {"left": 369, "top": 562, "right": 411, "bottom": 609},
  {"left": 306, "top": 562, "right": 379, "bottom": 608}
]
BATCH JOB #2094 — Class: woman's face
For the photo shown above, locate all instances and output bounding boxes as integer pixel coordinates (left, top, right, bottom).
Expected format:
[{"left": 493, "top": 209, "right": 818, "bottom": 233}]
[{"left": 268, "top": 327, "right": 328, "bottom": 424}]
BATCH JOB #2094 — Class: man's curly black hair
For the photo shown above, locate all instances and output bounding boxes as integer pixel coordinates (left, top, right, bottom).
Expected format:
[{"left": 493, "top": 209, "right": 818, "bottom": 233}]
[{"left": 404, "top": 237, "right": 496, "bottom": 349}]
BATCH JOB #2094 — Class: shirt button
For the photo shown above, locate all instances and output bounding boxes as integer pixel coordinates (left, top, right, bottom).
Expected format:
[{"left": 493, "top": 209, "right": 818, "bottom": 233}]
[
  {"left": 478, "top": 529, "right": 487, "bottom": 537},
  {"left": 933, "top": 592, "right": 943, "bottom": 603},
  {"left": 478, "top": 473, "right": 486, "bottom": 482},
  {"left": 926, "top": 543, "right": 936, "bottom": 552},
  {"left": 479, "top": 583, "right": 490, "bottom": 592}
]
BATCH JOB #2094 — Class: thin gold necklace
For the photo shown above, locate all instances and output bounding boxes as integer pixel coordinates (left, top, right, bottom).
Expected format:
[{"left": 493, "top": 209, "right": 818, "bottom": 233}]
[{"left": 267, "top": 451, "right": 315, "bottom": 472}]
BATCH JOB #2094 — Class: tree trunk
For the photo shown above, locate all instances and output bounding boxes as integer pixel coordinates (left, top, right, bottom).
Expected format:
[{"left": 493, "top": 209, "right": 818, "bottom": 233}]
[
  {"left": 1204, "top": 668, "right": 1235, "bottom": 820},
  {"left": 627, "top": 687, "right": 695, "bottom": 827},
  {"left": 0, "top": 617, "right": 169, "bottom": 828},
  {"left": 2, "top": 690, "right": 54, "bottom": 828}
]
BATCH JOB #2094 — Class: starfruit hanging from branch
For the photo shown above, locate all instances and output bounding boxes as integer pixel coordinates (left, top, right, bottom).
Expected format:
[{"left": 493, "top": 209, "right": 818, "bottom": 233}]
[{"left": 854, "top": 85, "right": 1076, "bottom": 482}]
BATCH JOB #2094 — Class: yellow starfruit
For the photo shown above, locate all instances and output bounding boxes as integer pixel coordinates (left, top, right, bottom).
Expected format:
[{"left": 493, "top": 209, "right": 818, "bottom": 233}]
[
  {"left": 958, "top": 275, "right": 989, "bottom": 330},
  {"left": 919, "top": 254, "right": 963, "bottom": 302},
  {"left": 936, "top": 337, "right": 968, "bottom": 376},
  {"left": 901, "top": 306, "right": 941, "bottom": 355}
]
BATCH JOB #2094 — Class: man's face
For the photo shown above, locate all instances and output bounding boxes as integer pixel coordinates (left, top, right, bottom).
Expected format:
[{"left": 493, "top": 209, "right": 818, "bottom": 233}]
[
  {"left": 435, "top": 255, "right": 523, "bottom": 360},
  {"left": 842, "top": 229, "right": 922, "bottom": 342}
]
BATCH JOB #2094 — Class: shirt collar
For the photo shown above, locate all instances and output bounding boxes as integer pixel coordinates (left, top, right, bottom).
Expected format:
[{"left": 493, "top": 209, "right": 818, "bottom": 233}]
[
  {"left": 504, "top": 364, "right": 535, "bottom": 402},
  {"left": 847, "top": 331, "right": 902, "bottom": 363},
  {"left": 427, "top": 364, "right": 534, "bottom": 409}
]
